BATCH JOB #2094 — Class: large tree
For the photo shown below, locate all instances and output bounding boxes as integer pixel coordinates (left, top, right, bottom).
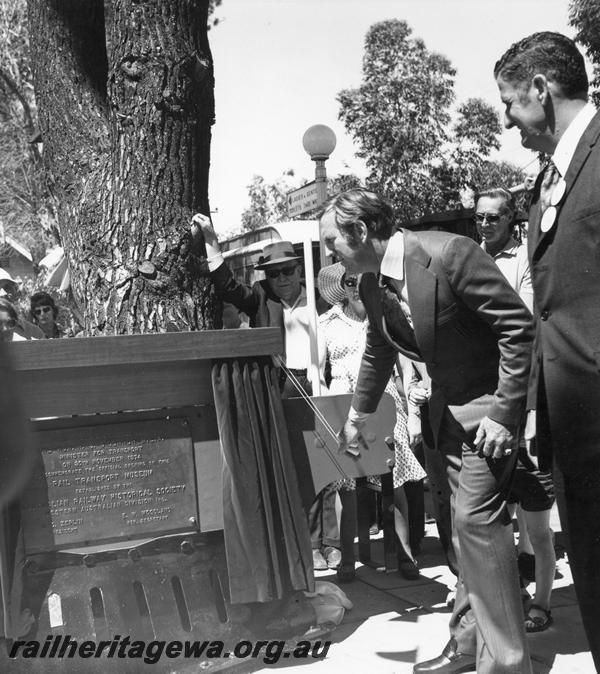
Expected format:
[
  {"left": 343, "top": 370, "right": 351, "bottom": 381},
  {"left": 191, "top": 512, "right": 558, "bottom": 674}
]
[
  {"left": 26, "top": 0, "right": 216, "bottom": 334},
  {"left": 570, "top": 0, "right": 600, "bottom": 105},
  {"left": 0, "top": 0, "right": 54, "bottom": 256},
  {"left": 338, "top": 20, "right": 522, "bottom": 221}
]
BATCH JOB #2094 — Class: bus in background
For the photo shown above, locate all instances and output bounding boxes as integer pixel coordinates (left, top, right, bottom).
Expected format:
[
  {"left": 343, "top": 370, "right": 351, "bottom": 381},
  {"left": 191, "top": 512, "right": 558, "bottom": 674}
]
[{"left": 220, "top": 221, "right": 324, "bottom": 286}]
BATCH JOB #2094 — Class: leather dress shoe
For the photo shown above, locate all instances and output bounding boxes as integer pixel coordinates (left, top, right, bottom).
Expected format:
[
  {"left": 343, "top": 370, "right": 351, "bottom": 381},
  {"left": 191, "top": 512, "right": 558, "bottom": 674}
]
[
  {"left": 312, "top": 549, "right": 328, "bottom": 570},
  {"left": 323, "top": 546, "right": 342, "bottom": 569},
  {"left": 413, "top": 638, "right": 476, "bottom": 674}
]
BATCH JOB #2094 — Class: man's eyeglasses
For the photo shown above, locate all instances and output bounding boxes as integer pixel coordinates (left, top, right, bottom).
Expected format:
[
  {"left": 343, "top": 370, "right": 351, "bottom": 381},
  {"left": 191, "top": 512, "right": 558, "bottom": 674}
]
[
  {"left": 265, "top": 266, "right": 297, "bottom": 279},
  {"left": 0, "top": 319, "right": 16, "bottom": 330},
  {"left": 34, "top": 306, "right": 52, "bottom": 316},
  {"left": 474, "top": 212, "right": 503, "bottom": 225},
  {"left": 342, "top": 276, "right": 358, "bottom": 288}
]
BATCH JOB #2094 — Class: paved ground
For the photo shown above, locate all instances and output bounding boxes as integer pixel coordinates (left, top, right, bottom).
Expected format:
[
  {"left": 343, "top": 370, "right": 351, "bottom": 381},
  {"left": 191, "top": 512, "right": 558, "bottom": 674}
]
[{"left": 257, "top": 504, "right": 594, "bottom": 674}]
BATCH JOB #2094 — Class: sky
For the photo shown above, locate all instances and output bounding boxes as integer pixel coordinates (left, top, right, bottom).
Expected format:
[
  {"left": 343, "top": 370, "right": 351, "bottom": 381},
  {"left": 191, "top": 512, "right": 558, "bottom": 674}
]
[{"left": 208, "top": 0, "right": 577, "bottom": 235}]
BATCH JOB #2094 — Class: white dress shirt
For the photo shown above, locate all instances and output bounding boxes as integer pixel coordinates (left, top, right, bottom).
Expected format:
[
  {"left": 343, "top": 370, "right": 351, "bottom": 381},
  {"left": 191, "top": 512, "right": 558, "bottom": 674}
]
[
  {"left": 552, "top": 102, "right": 597, "bottom": 176},
  {"left": 379, "top": 230, "right": 413, "bottom": 326},
  {"left": 482, "top": 238, "right": 533, "bottom": 313}
]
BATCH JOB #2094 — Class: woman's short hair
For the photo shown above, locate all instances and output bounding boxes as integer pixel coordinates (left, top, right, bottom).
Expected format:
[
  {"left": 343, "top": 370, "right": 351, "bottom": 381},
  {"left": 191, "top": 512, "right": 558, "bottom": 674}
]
[{"left": 30, "top": 291, "right": 59, "bottom": 320}]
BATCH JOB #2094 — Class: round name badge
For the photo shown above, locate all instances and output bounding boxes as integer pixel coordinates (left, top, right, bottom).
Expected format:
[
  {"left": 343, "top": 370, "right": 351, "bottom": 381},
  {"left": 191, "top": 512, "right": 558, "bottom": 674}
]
[
  {"left": 550, "top": 178, "right": 566, "bottom": 206},
  {"left": 540, "top": 206, "right": 557, "bottom": 233}
]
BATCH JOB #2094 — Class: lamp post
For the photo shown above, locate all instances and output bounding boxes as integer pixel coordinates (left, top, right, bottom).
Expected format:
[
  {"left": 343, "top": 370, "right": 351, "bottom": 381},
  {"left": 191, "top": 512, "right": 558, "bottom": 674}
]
[
  {"left": 301, "top": 125, "right": 336, "bottom": 396},
  {"left": 302, "top": 124, "right": 336, "bottom": 208}
]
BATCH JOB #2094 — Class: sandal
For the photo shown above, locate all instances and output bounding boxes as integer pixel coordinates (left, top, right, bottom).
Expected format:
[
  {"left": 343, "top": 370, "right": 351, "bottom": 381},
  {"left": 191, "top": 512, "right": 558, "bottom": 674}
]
[{"left": 525, "top": 603, "right": 553, "bottom": 632}]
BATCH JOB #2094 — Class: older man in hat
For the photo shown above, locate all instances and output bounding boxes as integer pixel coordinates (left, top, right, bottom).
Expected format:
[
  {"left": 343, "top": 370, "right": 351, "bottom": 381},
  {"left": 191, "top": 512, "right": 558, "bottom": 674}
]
[{"left": 192, "top": 214, "right": 339, "bottom": 571}]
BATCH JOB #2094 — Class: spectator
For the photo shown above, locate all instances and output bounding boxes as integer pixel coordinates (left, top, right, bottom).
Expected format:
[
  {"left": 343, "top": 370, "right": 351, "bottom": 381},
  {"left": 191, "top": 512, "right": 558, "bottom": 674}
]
[
  {"left": 317, "top": 263, "right": 426, "bottom": 581},
  {"left": 475, "top": 187, "right": 556, "bottom": 633},
  {"left": 29, "top": 291, "right": 64, "bottom": 339},
  {"left": 0, "top": 269, "right": 44, "bottom": 340},
  {"left": 496, "top": 31, "right": 600, "bottom": 665},
  {"left": 0, "top": 299, "right": 27, "bottom": 343},
  {"left": 191, "top": 213, "right": 340, "bottom": 572}
]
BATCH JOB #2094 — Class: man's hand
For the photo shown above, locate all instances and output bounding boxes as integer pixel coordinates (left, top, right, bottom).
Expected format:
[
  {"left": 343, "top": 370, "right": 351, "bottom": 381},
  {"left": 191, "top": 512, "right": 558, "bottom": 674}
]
[
  {"left": 191, "top": 213, "right": 219, "bottom": 249},
  {"left": 337, "top": 416, "right": 367, "bottom": 456},
  {"left": 408, "top": 386, "right": 431, "bottom": 406},
  {"left": 474, "top": 416, "right": 516, "bottom": 460}
]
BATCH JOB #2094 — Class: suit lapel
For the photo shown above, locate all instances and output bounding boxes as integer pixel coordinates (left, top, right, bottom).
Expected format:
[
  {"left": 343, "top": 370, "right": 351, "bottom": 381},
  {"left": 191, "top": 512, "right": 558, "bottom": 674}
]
[
  {"left": 532, "top": 111, "right": 600, "bottom": 257},
  {"left": 403, "top": 230, "right": 437, "bottom": 363}
]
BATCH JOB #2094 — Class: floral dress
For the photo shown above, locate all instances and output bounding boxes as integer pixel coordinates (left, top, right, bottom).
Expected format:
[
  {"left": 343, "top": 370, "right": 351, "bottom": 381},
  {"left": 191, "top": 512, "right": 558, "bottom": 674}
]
[{"left": 318, "top": 304, "right": 426, "bottom": 491}]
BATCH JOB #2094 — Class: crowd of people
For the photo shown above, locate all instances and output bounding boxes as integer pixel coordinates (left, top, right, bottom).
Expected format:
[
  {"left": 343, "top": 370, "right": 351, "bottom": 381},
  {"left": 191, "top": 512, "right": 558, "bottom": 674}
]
[
  {"left": 194, "top": 29, "right": 600, "bottom": 674},
  {"left": 0, "top": 268, "right": 76, "bottom": 343},
  {"left": 2, "top": 27, "right": 599, "bottom": 674}
]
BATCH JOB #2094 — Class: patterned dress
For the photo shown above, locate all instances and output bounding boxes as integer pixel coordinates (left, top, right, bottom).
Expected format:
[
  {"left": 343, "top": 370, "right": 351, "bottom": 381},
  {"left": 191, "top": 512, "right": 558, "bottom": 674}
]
[{"left": 318, "top": 304, "right": 426, "bottom": 491}]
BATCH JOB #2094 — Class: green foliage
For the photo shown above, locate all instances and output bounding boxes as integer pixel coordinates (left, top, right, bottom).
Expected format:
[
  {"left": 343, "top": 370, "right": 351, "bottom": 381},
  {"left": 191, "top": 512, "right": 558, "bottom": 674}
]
[
  {"left": 569, "top": 0, "right": 600, "bottom": 105},
  {"left": 208, "top": 0, "right": 223, "bottom": 30},
  {"left": 337, "top": 19, "right": 522, "bottom": 221},
  {"left": 239, "top": 170, "right": 301, "bottom": 233},
  {"left": 239, "top": 171, "right": 362, "bottom": 233}
]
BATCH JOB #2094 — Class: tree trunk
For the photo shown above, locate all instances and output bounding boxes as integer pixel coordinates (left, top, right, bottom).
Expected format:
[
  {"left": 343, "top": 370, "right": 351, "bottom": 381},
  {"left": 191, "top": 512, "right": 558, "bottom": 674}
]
[{"left": 27, "top": 0, "right": 216, "bottom": 334}]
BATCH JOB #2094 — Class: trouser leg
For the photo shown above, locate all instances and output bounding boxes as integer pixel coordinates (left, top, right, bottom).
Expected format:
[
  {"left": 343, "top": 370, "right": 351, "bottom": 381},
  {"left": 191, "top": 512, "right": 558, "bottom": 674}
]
[
  {"left": 437, "top": 401, "right": 530, "bottom": 674},
  {"left": 338, "top": 489, "right": 357, "bottom": 565},
  {"left": 554, "top": 458, "right": 600, "bottom": 671}
]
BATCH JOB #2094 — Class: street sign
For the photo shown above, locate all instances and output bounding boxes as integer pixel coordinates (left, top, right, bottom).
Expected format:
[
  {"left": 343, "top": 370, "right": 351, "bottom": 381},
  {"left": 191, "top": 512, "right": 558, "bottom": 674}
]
[{"left": 287, "top": 181, "right": 320, "bottom": 218}]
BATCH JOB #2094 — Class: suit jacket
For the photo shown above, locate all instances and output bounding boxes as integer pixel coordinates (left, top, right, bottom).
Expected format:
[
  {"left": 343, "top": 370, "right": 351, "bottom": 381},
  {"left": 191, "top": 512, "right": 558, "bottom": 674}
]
[
  {"left": 527, "top": 110, "right": 600, "bottom": 468},
  {"left": 352, "top": 229, "right": 533, "bottom": 428}
]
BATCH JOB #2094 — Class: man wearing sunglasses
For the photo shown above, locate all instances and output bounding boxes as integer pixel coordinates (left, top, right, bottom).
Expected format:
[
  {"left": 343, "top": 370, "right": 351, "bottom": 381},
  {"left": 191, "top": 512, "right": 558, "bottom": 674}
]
[{"left": 191, "top": 214, "right": 339, "bottom": 571}]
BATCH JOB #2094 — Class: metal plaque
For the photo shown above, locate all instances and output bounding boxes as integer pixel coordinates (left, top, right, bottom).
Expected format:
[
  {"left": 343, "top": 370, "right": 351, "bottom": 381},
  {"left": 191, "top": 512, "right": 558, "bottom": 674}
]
[{"left": 21, "top": 418, "right": 198, "bottom": 553}]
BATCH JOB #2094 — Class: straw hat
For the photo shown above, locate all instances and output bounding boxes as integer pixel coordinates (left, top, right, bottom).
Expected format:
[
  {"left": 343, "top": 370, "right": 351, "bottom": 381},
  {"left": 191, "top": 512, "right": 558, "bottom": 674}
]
[
  {"left": 254, "top": 241, "right": 302, "bottom": 269},
  {"left": 0, "top": 268, "right": 16, "bottom": 284},
  {"left": 317, "top": 262, "right": 347, "bottom": 306}
]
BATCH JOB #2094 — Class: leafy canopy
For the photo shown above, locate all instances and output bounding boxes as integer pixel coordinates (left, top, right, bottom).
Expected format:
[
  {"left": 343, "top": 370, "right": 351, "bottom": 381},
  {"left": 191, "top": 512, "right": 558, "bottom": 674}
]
[{"left": 337, "top": 19, "right": 522, "bottom": 221}]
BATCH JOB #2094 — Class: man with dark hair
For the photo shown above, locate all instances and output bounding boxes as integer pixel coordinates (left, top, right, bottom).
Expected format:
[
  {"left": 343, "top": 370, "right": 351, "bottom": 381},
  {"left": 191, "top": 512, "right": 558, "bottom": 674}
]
[
  {"left": 496, "top": 31, "right": 600, "bottom": 667},
  {"left": 321, "top": 188, "right": 534, "bottom": 674}
]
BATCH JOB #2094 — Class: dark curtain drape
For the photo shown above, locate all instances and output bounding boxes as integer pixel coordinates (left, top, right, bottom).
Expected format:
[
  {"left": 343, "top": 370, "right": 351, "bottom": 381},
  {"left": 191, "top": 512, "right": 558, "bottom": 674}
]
[{"left": 211, "top": 357, "right": 314, "bottom": 604}]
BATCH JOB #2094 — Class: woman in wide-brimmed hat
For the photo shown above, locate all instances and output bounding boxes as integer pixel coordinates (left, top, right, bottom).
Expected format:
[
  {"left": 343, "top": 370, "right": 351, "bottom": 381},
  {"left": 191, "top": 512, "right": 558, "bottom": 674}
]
[{"left": 317, "top": 263, "right": 426, "bottom": 582}]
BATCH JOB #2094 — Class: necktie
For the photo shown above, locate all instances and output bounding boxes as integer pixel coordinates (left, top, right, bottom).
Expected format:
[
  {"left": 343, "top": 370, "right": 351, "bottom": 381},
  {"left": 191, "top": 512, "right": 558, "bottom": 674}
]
[
  {"left": 538, "top": 161, "right": 561, "bottom": 233},
  {"left": 379, "top": 275, "right": 420, "bottom": 356}
]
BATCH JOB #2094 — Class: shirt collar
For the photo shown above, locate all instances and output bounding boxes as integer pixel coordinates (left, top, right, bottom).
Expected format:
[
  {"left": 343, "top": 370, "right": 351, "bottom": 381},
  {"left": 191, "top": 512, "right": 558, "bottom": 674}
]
[
  {"left": 552, "top": 102, "right": 597, "bottom": 177},
  {"left": 480, "top": 236, "right": 520, "bottom": 259},
  {"left": 380, "top": 231, "right": 404, "bottom": 281}
]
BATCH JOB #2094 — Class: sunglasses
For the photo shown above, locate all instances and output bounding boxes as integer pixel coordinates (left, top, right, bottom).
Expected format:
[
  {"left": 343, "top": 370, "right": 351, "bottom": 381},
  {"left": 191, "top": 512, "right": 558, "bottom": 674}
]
[
  {"left": 474, "top": 212, "right": 503, "bottom": 225},
  {"left": 265, "top": 266, "right": 297, "bottom": 279},
  {"left": 34, "top": 306, "right": 53, "bottom": 316},
  {"left": 342, "top": 276, "right": 358, "bottom": 288},
  {"left": 0, "top": 319, "right": 16, "bottom": 330}
]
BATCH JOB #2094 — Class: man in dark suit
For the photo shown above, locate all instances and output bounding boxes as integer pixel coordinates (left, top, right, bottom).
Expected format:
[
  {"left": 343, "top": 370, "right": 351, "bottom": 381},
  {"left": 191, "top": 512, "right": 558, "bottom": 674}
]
[
  {"left": 496, "top": 32, "right": 600, "bottom": 669},
  {"left": 320, "top": 189, "right": 534, "bottom": 674}
]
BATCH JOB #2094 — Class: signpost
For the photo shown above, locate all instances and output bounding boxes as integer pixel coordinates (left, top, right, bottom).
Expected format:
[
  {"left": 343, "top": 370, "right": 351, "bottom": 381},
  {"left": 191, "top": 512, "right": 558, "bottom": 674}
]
[{"left": 286, "top": 181, "right": 320, "bottom": 218}]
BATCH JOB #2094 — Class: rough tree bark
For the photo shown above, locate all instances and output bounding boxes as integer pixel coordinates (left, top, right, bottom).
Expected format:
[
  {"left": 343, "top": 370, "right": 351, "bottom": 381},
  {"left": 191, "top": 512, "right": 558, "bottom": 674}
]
[{"left": 27, "top": 0, "right": 216, "bottom": 334}]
